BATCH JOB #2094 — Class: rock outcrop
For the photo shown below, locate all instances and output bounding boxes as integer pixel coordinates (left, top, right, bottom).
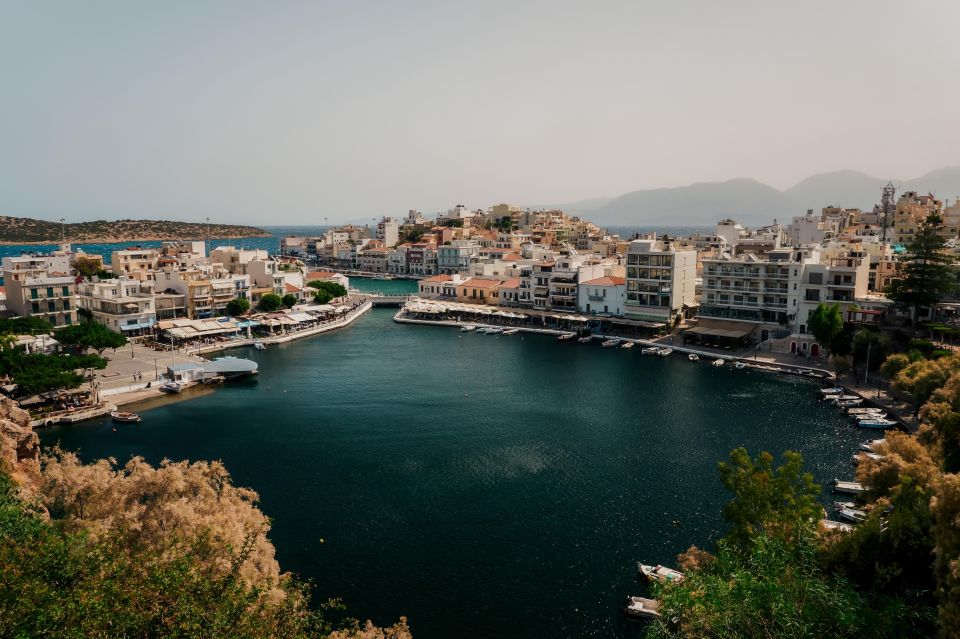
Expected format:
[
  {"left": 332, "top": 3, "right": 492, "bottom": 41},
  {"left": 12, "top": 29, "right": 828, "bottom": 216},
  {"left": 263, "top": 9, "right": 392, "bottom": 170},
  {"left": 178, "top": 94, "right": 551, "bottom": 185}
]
[{"left": 0, "top": 397, "right": 41, "bottom": 494}]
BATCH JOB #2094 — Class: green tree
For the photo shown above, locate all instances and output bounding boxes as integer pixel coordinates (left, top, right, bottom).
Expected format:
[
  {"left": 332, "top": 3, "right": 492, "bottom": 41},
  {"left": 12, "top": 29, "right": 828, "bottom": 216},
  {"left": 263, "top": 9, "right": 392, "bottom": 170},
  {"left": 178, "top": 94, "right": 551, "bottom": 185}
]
[
  {"left": 886, "top": 214, "right": 957, "bottom": 324},
  {"left": 258, "top": 293, "right": 283, "bottom": 312},
  {"left": 853, "top": 328, "right": 892, "bottom": 371},
  {"left": 880, "top": 353, "right": 910, "bottom": 379},
  {"left": 72, "top": 256, "right": 103, "bottom": 279},
  {"left": 226, "top": 297, "right": 251, "bottom": 317},
  {"left": 717, "top": 448, "right": 821, "bottom": 548},
  {"left": 281, "top": 293, "right": 298, "bottom": 309},
  {"left": 0, "top": 317, "right": 53, "bottom": 335},
  {"left": 807, "top": 302, "right": 844, "bottom": 355},
  {"left": 0, "top": 350, "right": 106, "bottom": 395},
  {"left": 54, "top": 322, "right": 127, "bottom": 355},
  {"left": 309, "top": 281, "right": 348, "bottom": 305}
]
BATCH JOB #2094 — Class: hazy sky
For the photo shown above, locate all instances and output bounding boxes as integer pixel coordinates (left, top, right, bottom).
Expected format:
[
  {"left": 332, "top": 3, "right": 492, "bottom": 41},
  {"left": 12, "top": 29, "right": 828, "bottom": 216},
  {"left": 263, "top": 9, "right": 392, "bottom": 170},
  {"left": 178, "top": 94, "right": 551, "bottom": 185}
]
[{"left": 2, "top": 0, "right": 959, "bottom": 224}]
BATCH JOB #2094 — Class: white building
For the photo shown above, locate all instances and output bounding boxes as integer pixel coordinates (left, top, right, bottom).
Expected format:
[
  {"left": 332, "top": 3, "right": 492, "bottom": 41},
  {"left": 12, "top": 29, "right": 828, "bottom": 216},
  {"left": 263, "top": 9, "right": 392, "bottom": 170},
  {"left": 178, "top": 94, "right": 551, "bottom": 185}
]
[
  {"left": 578, "top": 276, "right": 626, "bottom": 316},
  {"left": 376, "top": 217, "right": 399, "bottom": 247},
  {"left": 76, "top": 278, "right": 156, "bottom": 333},
  {"left": 624, "top": 239, "right": 697, "bottom": 326},
  {"left": 3, "top": 268, "right": 78, "bottom": 327}
]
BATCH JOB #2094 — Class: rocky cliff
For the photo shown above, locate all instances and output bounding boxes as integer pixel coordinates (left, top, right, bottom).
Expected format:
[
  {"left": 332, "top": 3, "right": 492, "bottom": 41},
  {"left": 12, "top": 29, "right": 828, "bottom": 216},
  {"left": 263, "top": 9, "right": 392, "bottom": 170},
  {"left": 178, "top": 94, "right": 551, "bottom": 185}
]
[{"left": 0, "top": 397, "right": 41, "bottom": 495}]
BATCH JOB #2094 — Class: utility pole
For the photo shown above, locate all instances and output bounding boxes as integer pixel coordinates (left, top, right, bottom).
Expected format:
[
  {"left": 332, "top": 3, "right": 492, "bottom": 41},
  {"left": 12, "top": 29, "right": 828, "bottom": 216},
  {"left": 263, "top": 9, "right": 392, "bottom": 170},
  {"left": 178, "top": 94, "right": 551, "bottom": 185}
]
[
  {"left": 205, "top": 216, "right": 211, "bottom": 257},
  {"left": 59, "top": 218, "right": 65, "bottom": 245},
  {"left": 864, "top": 340, "right": 871, "bottom": 385}
]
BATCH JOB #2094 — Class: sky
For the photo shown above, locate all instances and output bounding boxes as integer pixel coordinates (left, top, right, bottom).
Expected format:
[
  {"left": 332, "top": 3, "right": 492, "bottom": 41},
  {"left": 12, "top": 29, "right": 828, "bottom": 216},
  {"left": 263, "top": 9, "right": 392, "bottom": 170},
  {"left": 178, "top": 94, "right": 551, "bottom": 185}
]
[{"left": 2, "top": 0, "right": 959, "bottom": 225}]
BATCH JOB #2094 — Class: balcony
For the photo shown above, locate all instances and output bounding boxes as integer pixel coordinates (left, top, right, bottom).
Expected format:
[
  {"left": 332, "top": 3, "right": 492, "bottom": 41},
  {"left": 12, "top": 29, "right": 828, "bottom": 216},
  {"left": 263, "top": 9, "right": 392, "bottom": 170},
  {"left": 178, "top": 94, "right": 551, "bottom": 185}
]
[{"left": 587, "top": 294, "right": 605, "bottom": 302}]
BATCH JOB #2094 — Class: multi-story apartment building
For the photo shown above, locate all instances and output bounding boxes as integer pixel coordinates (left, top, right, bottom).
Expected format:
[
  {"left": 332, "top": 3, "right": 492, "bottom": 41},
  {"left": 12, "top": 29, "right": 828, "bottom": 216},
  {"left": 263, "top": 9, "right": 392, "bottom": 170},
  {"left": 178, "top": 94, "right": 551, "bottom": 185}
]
[
  {"left": 111, "top": 248, "right": 160, "bottom": 282},
  {"left": 3, "top": 268, "right": 77, "bottom": 327},
  {"left": 795, "top": 253, "right": 870, "bottom": 334},
  {"left": 578, "top": 276, "right": 626, "bottom": 316},
  {"left": 437, "top": 240, "right": 480, "bottom": 275},
  {"left": 358, "top": 247, "right": 389, "bottom": 273},
  {"left": 892, "top": 191, "right": 948, "bottom": 244},
  {"left": 76, "top": 278, "right": 156, "bottom": 333},
  {"left": 210, "top": 246, "right": 270, "bottom": 275},
  {"left": 624, "top": 239, "right": 697, "bottom": 326},
  {"left": 376, "top": 217, "right": 399, "bottom": 247},
  {"left": 387, "top": 246, "right": 408, "bottom": 275}
]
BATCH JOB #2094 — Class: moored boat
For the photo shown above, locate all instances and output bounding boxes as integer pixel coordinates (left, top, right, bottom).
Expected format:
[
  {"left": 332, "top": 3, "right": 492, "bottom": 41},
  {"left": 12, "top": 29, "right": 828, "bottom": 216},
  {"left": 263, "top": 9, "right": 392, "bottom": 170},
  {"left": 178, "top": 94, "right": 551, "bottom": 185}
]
[
  {"left": 837, "top": 399, "right": 863, "bottom": 407},
  {"left": 637, "top": 563, "right": 684, "bottom": 583},
  {"left": 460, "top": 325, "right": 476, "bottom": 332},
  {"left": 857, "top": 418, "right": 898, "bottom": 429},
  {"left": 641, "top": 347, "right": 660, "bottom": 355},
  {"left": 688, "top": 353, "right": 699, "bottom": 361},
  {"left": 821, "top": 387, "right": 844, "bottom": 395},
  {"left": 623, "top": 596, "right": 661, "bottom": 621},
  {"left": 557, "top": 332, "right": 576, "bottom": 341},
  {"left": 733, "top": 361, "right": 748, "bottom": 369},
  {"left": 821, "top": 519, "right": 854, "bottom": 533},
  {"left": 859, "top": 438, "right": 886, "bottom": 452},
  {"left": 601, "top": 339, "right": 620, "bottom": 348},
  {"left": 502, "top": 328, "right": 519, "bottom": 335},
  {"left": 833, "top": 479, "right": 865, "bottom": 494},
  {"left": 620, "top": 341, "right": 634, "bottom": 349},
  {"left": 110, "top": 411, "right": 141, "bottom": 423},
  {"left": 848, "top": 407, "right": 885, "bottom": 415},
  {"left": 712, "top": 358, "right": 724, "bottom": 367},
  {"left": 253, "top": 341, "right": 266, "bottom": 351},
  {"left": 852, "top": 451, "right": 883, "bottom": 464},
  {"left": 578, "top": 336, "right": 593, "bottom": 344},
  {"left": 657, "top": 347, "right": 673, "bottom": 356},
  {"left": 833, "top": 500, "right": 857, "bottom": 510},
  {"left": 824, "top": 394, "right": 860, "bottom": 403},
  {"left": 837, "top": 507, "right": 867, "bottom": 523}
]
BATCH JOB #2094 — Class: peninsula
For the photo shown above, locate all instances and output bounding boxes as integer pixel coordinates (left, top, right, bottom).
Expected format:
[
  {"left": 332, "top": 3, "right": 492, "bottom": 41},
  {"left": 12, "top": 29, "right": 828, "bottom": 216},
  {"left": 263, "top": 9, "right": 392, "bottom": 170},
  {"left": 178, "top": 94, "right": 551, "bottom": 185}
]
[{"left": 0, "top": 215, "right": 270, "bottom": 244}]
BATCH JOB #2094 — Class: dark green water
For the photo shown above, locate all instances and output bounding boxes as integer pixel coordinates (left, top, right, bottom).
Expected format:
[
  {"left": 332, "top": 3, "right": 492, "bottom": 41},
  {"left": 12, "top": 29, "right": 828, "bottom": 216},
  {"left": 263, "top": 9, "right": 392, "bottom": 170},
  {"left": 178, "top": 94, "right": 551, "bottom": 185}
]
[{"left": 41, "top": 308, "right": 867, "bottom": 638}]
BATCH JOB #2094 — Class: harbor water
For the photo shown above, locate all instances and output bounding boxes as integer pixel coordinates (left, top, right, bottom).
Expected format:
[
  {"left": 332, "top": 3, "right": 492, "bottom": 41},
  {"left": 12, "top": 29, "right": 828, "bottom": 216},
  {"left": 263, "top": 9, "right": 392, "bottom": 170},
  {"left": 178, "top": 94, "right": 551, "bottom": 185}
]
[{"left": 40, "top": 307, "right": 865, "bottom": 639}]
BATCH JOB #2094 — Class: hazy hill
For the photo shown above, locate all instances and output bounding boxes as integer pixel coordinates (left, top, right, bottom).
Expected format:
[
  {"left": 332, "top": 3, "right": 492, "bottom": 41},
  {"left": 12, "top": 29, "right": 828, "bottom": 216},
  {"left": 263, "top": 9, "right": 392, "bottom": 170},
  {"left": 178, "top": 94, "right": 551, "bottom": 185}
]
[
  {"left": 0, "top": 216, "right": 270, "bottom": 244},
  {"left": 581, "top": 166, "right": 960, "bottom": 227}
]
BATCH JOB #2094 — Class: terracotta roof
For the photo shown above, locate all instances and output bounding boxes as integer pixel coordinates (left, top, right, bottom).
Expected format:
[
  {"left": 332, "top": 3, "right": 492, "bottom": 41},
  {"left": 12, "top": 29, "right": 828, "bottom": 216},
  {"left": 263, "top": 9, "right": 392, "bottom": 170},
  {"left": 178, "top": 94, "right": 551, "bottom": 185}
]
[
  {"left": 284, "top": 283, "right": 301, "bottom": 293},
  {"left": 499, "top": 278, "right": 522, "bottom": 288},
  {"left": 306, "top": 271, "right": 338, "bottom": 280},
  {"left": 421, "top": 274, "right": 452, "bottom": 283},
  {"left": 502, "top": 253, "right": 521, "bottom": 261},
  {"left": 461, "top": 278, "right": 501, "bottom": 289},
  {"left": 582, "top": 276, "right": 625, "bottom": 287}
]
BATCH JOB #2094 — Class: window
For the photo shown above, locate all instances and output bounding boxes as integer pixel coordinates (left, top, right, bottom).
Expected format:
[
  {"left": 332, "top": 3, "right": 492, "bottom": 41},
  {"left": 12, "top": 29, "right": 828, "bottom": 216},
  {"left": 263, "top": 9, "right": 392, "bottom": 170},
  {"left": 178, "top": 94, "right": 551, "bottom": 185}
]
[
  {"left": 62, "top": 286, "right": 69, "bottom": 296},
  {"left": 48, "top": 301, "right": 55, "bottom": 312},
  {"left": 64, "top": 315, "right": 72, "bottom": 325},
  {"left": 30, "top": 288, "right": 38, "bottom": 299},
  {"left": 804, "top": 289, "right": 820, "bottom": 302},
  {"left": 47, "top": 287, "right": 54, "bottom": 297},
  {"left": 808, "top": 273, "right": 823, "bottom": 285},
  {"left": 31, "top": 302, "right": 39, "bottom": 313}
]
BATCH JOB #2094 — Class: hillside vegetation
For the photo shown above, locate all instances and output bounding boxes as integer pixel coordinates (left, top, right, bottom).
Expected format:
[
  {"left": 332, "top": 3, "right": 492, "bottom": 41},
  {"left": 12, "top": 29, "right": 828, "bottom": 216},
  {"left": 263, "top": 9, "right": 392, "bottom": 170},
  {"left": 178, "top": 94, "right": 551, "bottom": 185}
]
[{"left": 0, "top": 215, "right": 269, "bottom": 244}]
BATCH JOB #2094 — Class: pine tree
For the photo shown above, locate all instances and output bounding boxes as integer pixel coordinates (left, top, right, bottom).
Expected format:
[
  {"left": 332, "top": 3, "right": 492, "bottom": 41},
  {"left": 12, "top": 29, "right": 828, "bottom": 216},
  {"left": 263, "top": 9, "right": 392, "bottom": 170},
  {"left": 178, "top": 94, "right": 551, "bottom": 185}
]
[{"left": 886, "top": 214, "right": 957, "bottom": 324}]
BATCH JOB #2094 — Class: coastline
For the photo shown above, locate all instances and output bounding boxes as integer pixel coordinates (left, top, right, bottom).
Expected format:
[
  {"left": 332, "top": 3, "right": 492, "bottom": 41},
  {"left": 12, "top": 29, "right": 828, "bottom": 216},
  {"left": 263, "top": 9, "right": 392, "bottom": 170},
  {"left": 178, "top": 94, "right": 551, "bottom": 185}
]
[{"left": 0, "top": 234, "right": 271, "bottom": 246}]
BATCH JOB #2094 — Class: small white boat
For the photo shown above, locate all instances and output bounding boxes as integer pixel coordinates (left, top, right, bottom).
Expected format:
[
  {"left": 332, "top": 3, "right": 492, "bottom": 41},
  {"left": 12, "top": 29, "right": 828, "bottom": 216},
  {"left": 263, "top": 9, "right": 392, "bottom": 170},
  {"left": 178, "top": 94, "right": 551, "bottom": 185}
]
[
  {"left": 859, "top": 438, "right": 886, "bottom": 452},
  {"left": 688, "top": 353, "right": 699, "bottom": 361},
  {"left": 833, "top": 479, "right": 865, "bottom": 495},
  {"left": 858, "top": 418, "right": 897, "bottom": 429},
  {"left": 623, "top": 596, "right": 661, "bottom": 621},
  {"left": 837, "top": 507, "right": 867, "bottom": 523},
  {"left": 824, "top": 394, "right": 859, "bottom": 403},
  {"left": 502, "top": 328, "right": 519, "bottom": 335},
  {"left": 159, "top": 380, "right": 183, "bottom": 394},
  {"left": 833, "top": 500, "right": 857, "bottom": 510},
  {"left": 253, "top": 341, "right": 266, "bottom": 351},
  {"left": 821, "top": 519, "right": 854, "bottom": 533},
  {"left": 641, "top": 347, "right": 660, "bottom": 355},
  {"left": 852, "top": 451, "right": 883, "bottom": 464},
  {"left": 657, "top": 347, "right": 673, "bottom": 356},
  {"left": 848, "top": 407, "right": 885, "bottom": 415},
  {"left": 578, "top": 336, "right": 593, "bottom": 344},
  {"left": 601, "top": 339, "right": 620, "bottom": 348},
  {"left": 821, "top": 387, "right": 845, "bottom": 395},
  {"left": 637, "top": 563, "right": 684, "bottom": 583},
  {"left": 620, "top": 341, "right": 634, "bottom": 350},
  {"left": 486, "top": 327, "right": 503, "bottom": 335},
  {"left": 110, "top": 411, "right": 141, "bottom": 423},
  {"left": 733, "top": 361, "right": 748, "bottom": 370},
  {"left": 460, "top": 325, "right": 476, "bottom": 332},
  {"left": 557, "top": 332, "right": 576, "bottom": 341},
  {"left": 837, "top": 399, "right": 863, "bottom": 407},
  {"left": 712, "top": 358, "right": 725, "bottom": 367}
]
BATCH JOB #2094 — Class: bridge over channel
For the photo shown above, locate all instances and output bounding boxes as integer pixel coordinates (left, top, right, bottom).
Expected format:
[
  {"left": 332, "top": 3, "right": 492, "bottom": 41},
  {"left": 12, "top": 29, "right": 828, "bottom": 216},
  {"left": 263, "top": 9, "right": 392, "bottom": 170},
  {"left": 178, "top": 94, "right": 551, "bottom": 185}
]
[{"left": 369, "top": 294, "right": 410, "bottom": 307}]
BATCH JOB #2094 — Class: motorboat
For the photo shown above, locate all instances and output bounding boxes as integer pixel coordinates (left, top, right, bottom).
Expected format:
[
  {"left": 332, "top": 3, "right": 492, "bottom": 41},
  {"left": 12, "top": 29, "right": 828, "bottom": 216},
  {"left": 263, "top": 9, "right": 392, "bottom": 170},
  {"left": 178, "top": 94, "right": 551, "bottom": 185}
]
[
  {"left": 821, "top": 519, "right": 854, "bottom": 533},
  {"left": 820, "top": 387, "right": 844, "bottom": 395},
  {"left": 657, "top": 347, "right": 673, "bottom": 356},
  {"left": 641, "top": 347, "right": 660, "bottom": 355},
  {"left": 833, "top": 500, "right": 857, "bottom": 510},
  {"left": 253, "top": 341, "right": 266, "bottom": 351},
  {"left": 487, "top": 327, "right": 503, "bottom": 335},
  {"left": 557, "top": 332, "right": 576, "bottom": 341},
  {"left": 460, "top": 325, "right": 477, "bottom": 332},
  {"left": 712, "top": 358, "right": 724, "bottom": 367},
  {"left": 623, "top": 596, "right": 661, "bottom": 621},
  {"left": 859, "top": 438, "right": 886, "bottom": 452},
  {"left": 852, "top": 451, "right": 883, "bottom": 464},
  {"left": 601, "top": 339, "right": 621, "bottom": 348},
  {"left": 824, "top": 394, "right": 860, "bottom": 403},
  {"left": 688, "top": 353, "right": 699, "bottom": 361},
  {"left": 620, "top": 341, "right": 634, "bottom": 350},
  {"left": 833, "top": 479, "right": 865, "bottom": 495},
  {"left": 733, "top": 361, "right": 748, "bottom": 370},
  {"left": 837, "top": 399, "right": 863, "bottom": 408},
  {"left": 857, "top": 418, "right": 898, "bottom": 429},
  {"left": 637, "top": 563, "right": 684, "bottom": 583},
  {"left": 837, "top": 507, "right": 867, "bottom": 524},
  {"left": 848, "top": 407, "right": 885, "bottom": 415},
  {"left": 578, "top": 336, "right": 593, "bottom": 344},
  {"left": 110, "top": 411, "right": 141, "bottom": 423},
  {"left": 502, "top": 328, "right": 519, "bottom": 335},
  {"left": 159, "top": 380, "right": 183, "bottom": 394}
]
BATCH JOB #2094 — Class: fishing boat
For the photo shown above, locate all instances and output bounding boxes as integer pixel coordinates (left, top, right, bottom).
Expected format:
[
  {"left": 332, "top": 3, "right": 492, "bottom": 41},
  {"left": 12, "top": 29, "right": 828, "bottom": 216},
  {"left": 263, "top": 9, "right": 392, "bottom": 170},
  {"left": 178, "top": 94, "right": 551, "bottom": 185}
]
[
  {"left": 657, "top": 347, "right": 673, "bottom": 356},
  {"left": 820, "top": 387, "right": 844, "bottom": 395},
  {"left": 837, "top": 399, "right": 863, "bottom": 407},
  {"left": 733, "top": 361, "right": 748, "bottom": 369},
  {"left": 253, "top": 341, "right": 266, "bottom": 351},
  {"left": 601, "top": 339, "right": 620, "bottom": 348},
  {"left": 859, "top": 438, "right": 886, "bottom": 452},
  {"left": 110, "top": 411, "right": 141, "bottom": 423},
  {"left": 557, "top": 332, "right": 576, "bottom": 341},
  {"left": 688, "top": 353, "right": 699, "bottom": 361},
  {"left": 837, "top": 507, "right": 867, "bottom": 523},
  {"left": 824, "top": 394, "right": 860, "bottom": 403},
  {"left": 502, "top": 328, "right": 519, "bottom": 335},
  {"left": 637, "top": 563, "right": 684, "bottom": 583},
  {"left": 159, "top": 380, "right": 183, "bottom": 394},
  {"left": 857, "top": 418, "right": 898, "bottom": 429},
  {"left": 641, "top": 347, "right": 660, "bottom": 355},
  {"left": 833, "top": 479, "right": 865, "bottom": 495},
  {"left": 620, "top": 341, "right": 634, "bottom": 350},
  {"left": 460, "top": 325, "right": 476, "bottom": 332},
  {"left": 578, "top": 336, "right": 593, "bottom": 344},
  {"left": 848, "top": 407, "right": 885, "bottom": 415},
  {"left": 821, "top": 519, "right": 854, "bottom": 533},
  {"left": 623, "top": 596, "right": 661, "bottom": 621}
]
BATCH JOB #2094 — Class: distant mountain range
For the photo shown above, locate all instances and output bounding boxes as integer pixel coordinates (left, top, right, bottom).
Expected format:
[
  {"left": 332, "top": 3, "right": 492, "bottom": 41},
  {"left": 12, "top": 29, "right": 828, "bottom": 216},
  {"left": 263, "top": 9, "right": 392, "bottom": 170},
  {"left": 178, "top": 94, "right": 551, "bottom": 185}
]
[{"left": 545, "top": 167, "right": 960, "bottom": 227}]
